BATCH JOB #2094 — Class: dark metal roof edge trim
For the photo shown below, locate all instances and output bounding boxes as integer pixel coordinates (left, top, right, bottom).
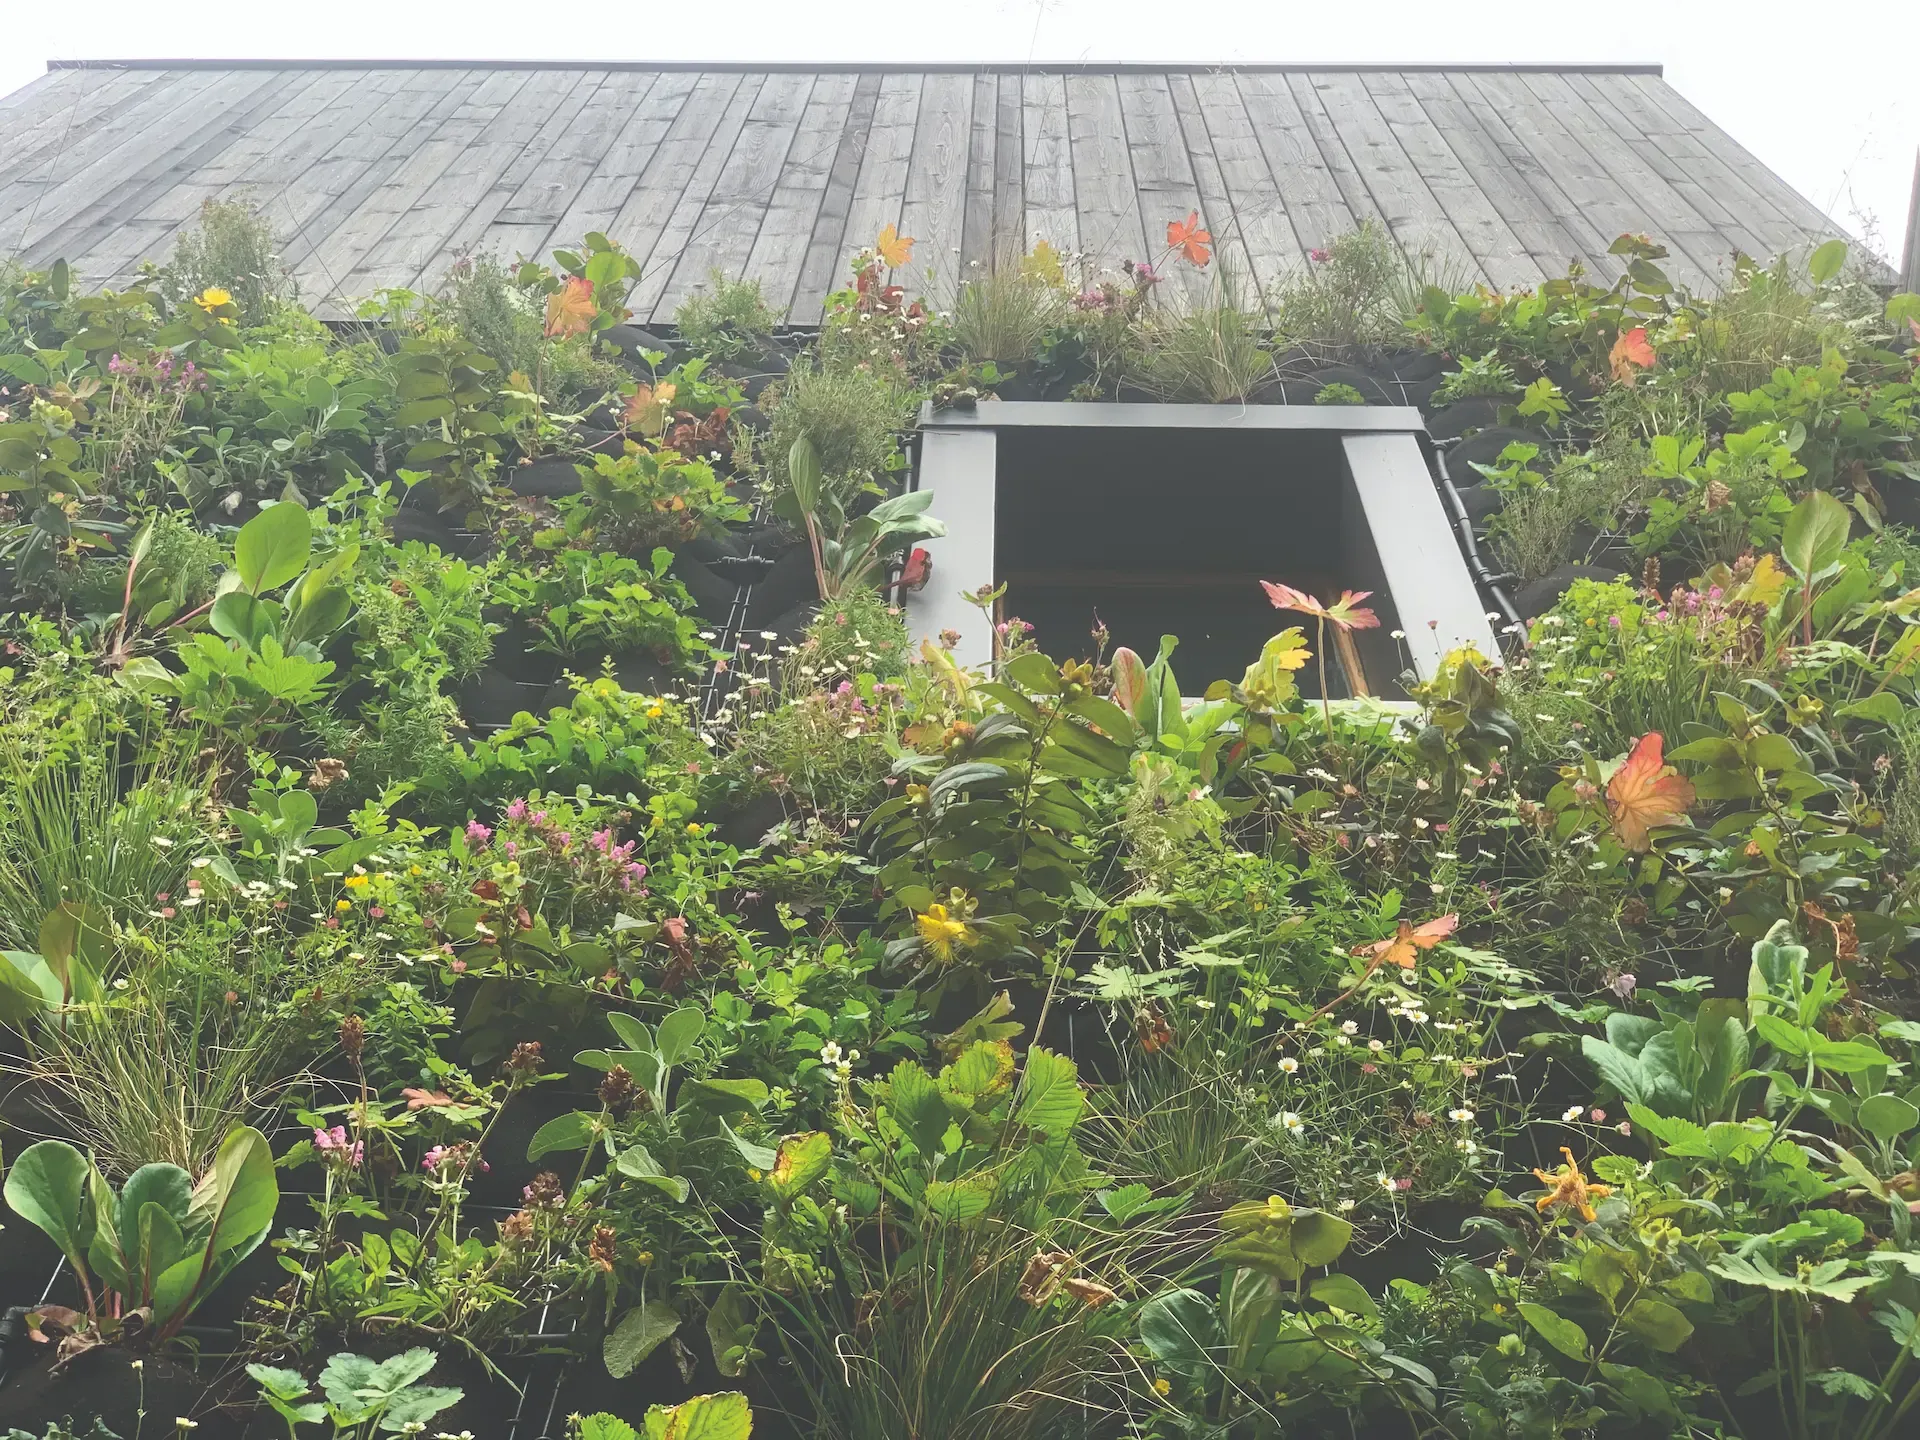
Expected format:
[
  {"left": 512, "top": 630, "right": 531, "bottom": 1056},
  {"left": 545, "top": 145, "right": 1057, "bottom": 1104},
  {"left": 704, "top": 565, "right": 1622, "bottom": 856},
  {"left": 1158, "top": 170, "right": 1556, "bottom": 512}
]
[
  {"left": 44, "top": 58, "right": 1667, "bottom": 77},
  {"left": 920, "top": 400, "right": 1428, "bottom": 431}
]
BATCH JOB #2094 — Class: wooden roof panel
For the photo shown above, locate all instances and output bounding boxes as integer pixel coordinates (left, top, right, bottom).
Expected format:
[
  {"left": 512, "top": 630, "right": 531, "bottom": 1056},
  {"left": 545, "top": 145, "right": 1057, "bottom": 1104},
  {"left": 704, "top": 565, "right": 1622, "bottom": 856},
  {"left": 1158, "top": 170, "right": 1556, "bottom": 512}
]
[{"left": 0, "top": 62, "right": 1881, "bottom": 322}]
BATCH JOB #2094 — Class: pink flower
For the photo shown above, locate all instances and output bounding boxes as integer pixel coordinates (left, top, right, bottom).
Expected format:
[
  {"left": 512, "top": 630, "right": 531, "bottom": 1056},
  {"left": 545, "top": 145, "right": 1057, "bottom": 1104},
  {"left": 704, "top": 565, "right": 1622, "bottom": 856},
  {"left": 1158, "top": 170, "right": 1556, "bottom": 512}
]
[
  {"left": 590, "top": 828, "right": 612, "bottom": 853},
  {"left": 1395, "top": 1177, "right": 1414, "bottom": 1191},
  {"left": 1617, "top": 1122, "right": 1632, "bottom": 1136},
  {"left": 314, "top": 1126, "right": 363, "bottom": 1166},
  {"left": 449, "top": 957, "right": 467, "bottom": 973},
  {"left": 1308, "top": 248, "right": 1331, "bottom": 263},
  {"left": 505, "top": 799, "right": 529, "bottom": 822},
  {"left": 466, "top": 820, "right": 493, "bottom": 846},
  {"left": 160, "top": 906, "right": 176, "bottom": 919},
  {"left": 505, "top": 841, "right": 517, "bottom": 859},
  {"left": 368, "top": 906, "right": 385, "bottom": 919},
  {"left": 1360, "top": 1063, "right": 1378, "bottom": 1075},
  {"left": 423, "top": 1145, "right": 450, "bottom": 1171},
  {"left": 1589, "top": 1108, "right": 1606, "bottom": 1123}
]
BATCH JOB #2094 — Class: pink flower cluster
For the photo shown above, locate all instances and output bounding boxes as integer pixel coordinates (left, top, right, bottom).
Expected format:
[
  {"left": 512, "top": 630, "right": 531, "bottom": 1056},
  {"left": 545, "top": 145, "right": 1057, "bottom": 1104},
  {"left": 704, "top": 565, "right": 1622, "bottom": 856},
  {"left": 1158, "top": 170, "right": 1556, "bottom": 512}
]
[
  {"left": 422, "top": 1142, "right": 489, "bottom": 1174},
  {"left": 313, "top": 1125, "right": 363, "bottom": 1167},
  {"left": 107, "top": 350, "right": 208, "bottom": 391}
]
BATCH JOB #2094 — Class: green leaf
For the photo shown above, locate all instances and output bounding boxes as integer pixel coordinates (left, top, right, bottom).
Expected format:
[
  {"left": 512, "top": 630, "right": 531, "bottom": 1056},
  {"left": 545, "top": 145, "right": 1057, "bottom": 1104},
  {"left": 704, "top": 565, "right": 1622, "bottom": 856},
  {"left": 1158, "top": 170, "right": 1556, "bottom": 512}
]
[
  {"left": 1857, "top": 1093, "right": 1920, "bottom": 1144},
  {"left": 1518, "top": 1302, "right": 1591, "bottom": 1360},
  {"left": 654, "top": 1006, "right": 707, "bottom": 1067},
  {"left": 3, "top": 1140, "right": 93, "bottom": 1269},
  {"left": 1309, "top": 1272, "right": 1379, "bottom": 1319},
  {"left": 527, "top": 1111, "right": 597, "bottom": 1161},
  {"left": 1808, "top": 238, "right": 1848, "bottom": 286},
  {"left": 768, "top": 1131, "right": 831, "bottom": 1199},
  {"left": 1289, "top": 1212, "right": 1354, "bottom": 1267},
  {"left": 614, "top": 1145, "right": 690, "bottom": 1202},
  {"left": 578, "top": 1417, "right": 641, "bottom": 1440},
  {"left": 1013, "top": 1047, "right": 1082, "bottom": 1136},
  {"left": 643, "top": 1391, "right": 753, "bottom": 1440},
  {"left": 923, "top": 1176, "right": 994, "bottom": 1220},
  {"left": 1137, "top": 1287, "right": 1222, "bottom": 1369},
  {"left": 606, "top": 1300, "right": 682, "bottom": 1379},
  {"left": 154, "top": 1124, "right": 277, "bottom": 1327},
  {"left": 234, "top": 502, "right": 311, "bottom": 594},
  {"left": 1782, "top": 489, "right": 1850, "bottom": 584},
  {"left": 886, "top": 1061, "right": 954, "bottom": 1157},
  {"left": 1621, "top": 1296, "right": 1694, "bottom": 1352},
  {"left": 706, "top": 1284, "right": 758, "bottom": 1380},
  {"left": 245, "top": 1364, "right": 312, "bottom": 1403},
  {"left": 720, "top": 1119, "right": 778, "bottom": 1172}
]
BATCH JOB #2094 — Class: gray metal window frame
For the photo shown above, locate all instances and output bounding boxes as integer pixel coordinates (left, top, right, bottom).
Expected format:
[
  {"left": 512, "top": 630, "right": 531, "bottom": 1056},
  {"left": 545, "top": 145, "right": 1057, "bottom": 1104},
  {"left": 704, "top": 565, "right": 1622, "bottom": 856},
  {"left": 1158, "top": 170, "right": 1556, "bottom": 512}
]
[{"left": 908, "top": 401, "right": 1499, "bottom": 683}]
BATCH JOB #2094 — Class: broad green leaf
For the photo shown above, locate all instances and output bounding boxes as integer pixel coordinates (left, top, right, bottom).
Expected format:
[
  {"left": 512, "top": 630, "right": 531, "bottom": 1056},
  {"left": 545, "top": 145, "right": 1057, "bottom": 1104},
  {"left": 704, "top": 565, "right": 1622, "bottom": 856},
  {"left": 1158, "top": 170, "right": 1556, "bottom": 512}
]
[
  {"left": 528, "top": 1111, "right": 597, "bottom": 1161},
  {"left": 615, "top": 1145, "right": 690, "bottom": 1202},
  {"left": 1518, "top": 1302, "right": 1591, "bottom": 1360},
  {"left": 1621, "top": 1296, "right": 1694, "bottom": 1352},
  {"left": 886, "top": 1061, "right": 954, "bottom": 1157},
  {"left": 1309, "top": 1271, "right": 1379, "bottom": 1319},
  {"left": 1782, "top": 490, "right": 1850, "bottom": 584},
  {"left": 923, "top": 1176, "right": 994, "bottom": 1220},
  {"left": 1858, "top": 1093, "right": 1920, "bottom": 1144},
  {"left": 578, "top": 1417, "right": 640, "bottom": 1440},
  {"left": 3, "top": 1140, "right": 93, "bottom": 1269},
  {"left": 606, "top": 1299, "right": 682, "bottom": 1378},
  {"left": 768, "top": 1132, "right": 831, "bottom": 1199},
  {"left": 1137, "top": 1287, "right": 1222, "bottom": 1368},
  {"left": 1013, "top": 1047, "right": 1082, "bottom": 1136},
  {"left": 234, "top": 502, "right": 311, "bottom": 594},
  {"left": 643, "top": 1391, "right": 753, "bottom": 1440},
  {"left": 1808, "top": 238, "right": 1848, "bottom": 285},
  {"left": 1289, "top": 1212, "right": 1354, "bottom": 1267},
  {"left": 654, "top": 1006, "right": 707, "bottom": 1067}
]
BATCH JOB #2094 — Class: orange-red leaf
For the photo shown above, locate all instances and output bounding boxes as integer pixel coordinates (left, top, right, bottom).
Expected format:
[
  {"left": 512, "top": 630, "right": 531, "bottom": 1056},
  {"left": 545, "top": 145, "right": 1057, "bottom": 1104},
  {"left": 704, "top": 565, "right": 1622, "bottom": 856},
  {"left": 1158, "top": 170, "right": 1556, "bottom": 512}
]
[
  {"left": 1609, "top": 326, "right": 1656, "bottom": 385},
  {"left": 876, "top": 224, "right": 915, "bottom": 269},
  {"left": 544, "top": 276, "right": 597, "bottom": 339},
  {"left": 1606, "top": 732, "right": 1694, "bottom": 852},
  {"left": 1358, "top": 914, "right": 1459, "bottom": 970},
  {"left": 1260, "top": 582, "right": 1380, "bottom": 632},
  {"left": 1167, "top": 211, "right": 1212, "bottom": 267}
]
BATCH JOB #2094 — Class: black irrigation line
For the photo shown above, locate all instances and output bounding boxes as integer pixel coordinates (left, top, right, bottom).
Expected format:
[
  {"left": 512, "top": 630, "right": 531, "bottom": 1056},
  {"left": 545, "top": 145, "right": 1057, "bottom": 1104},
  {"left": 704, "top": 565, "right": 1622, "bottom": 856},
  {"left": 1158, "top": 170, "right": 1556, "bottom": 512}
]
[{"left": 1425, "top": 428, "right": 1526, "bottom": 654}]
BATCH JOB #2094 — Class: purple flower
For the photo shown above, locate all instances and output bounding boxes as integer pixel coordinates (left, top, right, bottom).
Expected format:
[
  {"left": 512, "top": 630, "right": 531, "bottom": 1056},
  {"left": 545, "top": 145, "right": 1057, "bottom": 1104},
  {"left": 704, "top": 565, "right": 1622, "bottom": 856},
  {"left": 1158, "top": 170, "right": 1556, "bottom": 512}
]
[
  {"left": 590, "top": 828, "right": 612, "bottom": 853},
  {"left": 466, "top": 820, "right": 493, "bottom": 847},
  {"left": 422, "top": 1145, "right": 450, "bottom": 1171},
  {"left": 505, "top": 798, "right": 529, "bottom": 822},
  {"left": 1309, "top": 248, "right": 1332, "bottom": 263}
]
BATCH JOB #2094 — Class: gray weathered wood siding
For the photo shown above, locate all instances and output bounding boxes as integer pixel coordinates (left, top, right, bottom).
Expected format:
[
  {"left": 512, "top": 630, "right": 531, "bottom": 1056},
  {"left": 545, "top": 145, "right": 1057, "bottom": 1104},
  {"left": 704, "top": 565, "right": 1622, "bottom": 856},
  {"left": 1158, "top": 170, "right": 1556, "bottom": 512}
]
[{"left": 0, "top": 61, "right": 1877, "bottom": 323}]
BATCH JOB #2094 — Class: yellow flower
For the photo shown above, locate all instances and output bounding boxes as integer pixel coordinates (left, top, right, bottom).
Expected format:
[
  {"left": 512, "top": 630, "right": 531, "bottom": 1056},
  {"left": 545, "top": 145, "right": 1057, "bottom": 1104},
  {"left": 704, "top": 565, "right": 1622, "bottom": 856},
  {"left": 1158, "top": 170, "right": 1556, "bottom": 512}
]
[
  {"left": 915, "top": 903, "right": 977, "bottom": 963},
  {"left": 645, "top": 704, "right": 664, "bottom": 719},
  {"left": 194, "top": 286, "right": 233, "bottom": 312},
  {"left": 1531, "top": 1147, "right": 1613, "bottom": 1222},
  {"left": 686, "top": 822, "right": 703, "bottom": 836},
  {"left": 1152, "top": 1378, "right": 1172, "bottom": 1397},
  {"left": 335, "top": 899, "right": 352, "bottom": 911},
  {"left": 343, "top": 874, "right": 370, "bottom": 889}
]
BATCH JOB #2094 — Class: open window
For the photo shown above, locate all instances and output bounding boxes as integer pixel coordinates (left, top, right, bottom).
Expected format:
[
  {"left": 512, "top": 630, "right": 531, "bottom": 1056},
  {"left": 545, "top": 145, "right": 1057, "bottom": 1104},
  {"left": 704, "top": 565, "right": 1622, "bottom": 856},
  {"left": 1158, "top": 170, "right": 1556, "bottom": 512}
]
[{"left": 908, "top": 403, "right": 1499, "bottom": 697}]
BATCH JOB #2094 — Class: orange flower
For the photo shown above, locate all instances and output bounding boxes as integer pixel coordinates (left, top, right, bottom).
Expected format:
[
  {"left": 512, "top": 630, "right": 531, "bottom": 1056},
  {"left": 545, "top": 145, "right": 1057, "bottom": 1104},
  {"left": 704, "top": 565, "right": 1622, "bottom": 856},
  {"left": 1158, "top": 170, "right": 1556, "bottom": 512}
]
[
  {"left": 403, "top": 1087, "right": 454, "bottom": 1110},
  {"left": 1532, "top": 1147, "right": 1613, "bottom": 1222}
]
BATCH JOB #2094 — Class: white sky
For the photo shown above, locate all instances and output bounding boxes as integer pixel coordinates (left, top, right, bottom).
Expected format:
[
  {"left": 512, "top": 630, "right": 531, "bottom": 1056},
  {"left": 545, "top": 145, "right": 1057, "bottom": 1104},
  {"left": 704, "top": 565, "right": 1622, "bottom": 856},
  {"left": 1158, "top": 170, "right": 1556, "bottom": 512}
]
[{"left": 5, "top": 0, "right": 1916, "bottom": 268}]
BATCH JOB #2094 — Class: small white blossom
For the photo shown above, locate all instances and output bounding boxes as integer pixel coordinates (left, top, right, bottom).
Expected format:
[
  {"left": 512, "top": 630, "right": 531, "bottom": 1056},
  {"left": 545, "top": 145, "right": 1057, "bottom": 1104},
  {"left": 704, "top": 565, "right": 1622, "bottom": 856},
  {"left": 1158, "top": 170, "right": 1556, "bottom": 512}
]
[
  {"left": 1279, "top": 1112, "right": 1305, "bottom": 1135},
  {"left": 1278, "top": 1056, "right": 1299, "bottom": 1074}
]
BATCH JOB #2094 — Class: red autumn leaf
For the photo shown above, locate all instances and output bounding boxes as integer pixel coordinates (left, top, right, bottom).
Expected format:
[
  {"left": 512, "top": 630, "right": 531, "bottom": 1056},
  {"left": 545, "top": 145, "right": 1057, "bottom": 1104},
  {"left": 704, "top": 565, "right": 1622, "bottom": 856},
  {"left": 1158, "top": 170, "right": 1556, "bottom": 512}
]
[
  {"left": 1609, "top": 326, "right": 1656, "bottom": 385},
  {"left": 544, "top": 276, "right": 597, "bottom": 339},
  {"left": 1109, "top": 646, "right": 1148, "bottom": 714},
  {"left": 1261, "top": 581, "right": 1380, "bottom": 632},
  {"left": 1166, "top": 211, "right": 1212, "bottom": 267},
  {"left": 1606, "top": 732, "right": 1694, "bottom": 852},
  {"left": 899, "top": 546, "right": 931, "bottom": 592},
  {"left": 875, "top": 224, "right": 915, "bottom": 269},
  {"left": 1356, "top": 913, "right": 1460, "bottom": 970}
]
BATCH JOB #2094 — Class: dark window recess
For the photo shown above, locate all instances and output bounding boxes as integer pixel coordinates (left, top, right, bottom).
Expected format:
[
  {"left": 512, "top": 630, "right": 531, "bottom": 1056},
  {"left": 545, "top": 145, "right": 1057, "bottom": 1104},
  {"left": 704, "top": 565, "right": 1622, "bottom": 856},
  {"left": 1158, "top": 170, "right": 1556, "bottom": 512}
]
[{"left": 993, "top": 425, "right": 1406, "bottom": 697}]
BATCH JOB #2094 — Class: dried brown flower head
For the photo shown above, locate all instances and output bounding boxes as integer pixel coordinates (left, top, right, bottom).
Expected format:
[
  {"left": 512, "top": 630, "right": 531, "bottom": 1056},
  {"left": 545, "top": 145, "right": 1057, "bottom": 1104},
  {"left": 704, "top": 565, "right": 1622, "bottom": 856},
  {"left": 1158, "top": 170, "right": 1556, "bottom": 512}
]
[
  {"left": 338, "top": 1014, "right": 366, "bottom": 1060},
  {"left": 598, "top": 1064, "right": 636, "bottom": 1119},
  {"left": 589, "top": 1225, "right": 618, "bottom": 1272},
  {"left": 308, "top": 758, "right": 349, "bottom": 790}
]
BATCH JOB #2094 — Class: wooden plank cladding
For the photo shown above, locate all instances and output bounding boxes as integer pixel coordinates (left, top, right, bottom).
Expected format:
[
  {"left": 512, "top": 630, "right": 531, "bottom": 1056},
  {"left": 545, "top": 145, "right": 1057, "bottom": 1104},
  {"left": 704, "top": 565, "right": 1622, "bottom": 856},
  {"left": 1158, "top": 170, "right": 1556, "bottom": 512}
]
[{"left": 0, "top": 62, "right": 1878, "bottom": 323}]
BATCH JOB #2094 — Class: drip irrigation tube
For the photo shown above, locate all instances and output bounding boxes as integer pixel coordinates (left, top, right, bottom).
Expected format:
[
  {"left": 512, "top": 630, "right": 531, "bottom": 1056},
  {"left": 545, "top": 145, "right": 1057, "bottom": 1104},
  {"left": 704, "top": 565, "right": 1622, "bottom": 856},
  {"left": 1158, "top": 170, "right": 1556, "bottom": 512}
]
[{"left": 1429, "top": 441, "right": 1524, "bottom": 650}]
